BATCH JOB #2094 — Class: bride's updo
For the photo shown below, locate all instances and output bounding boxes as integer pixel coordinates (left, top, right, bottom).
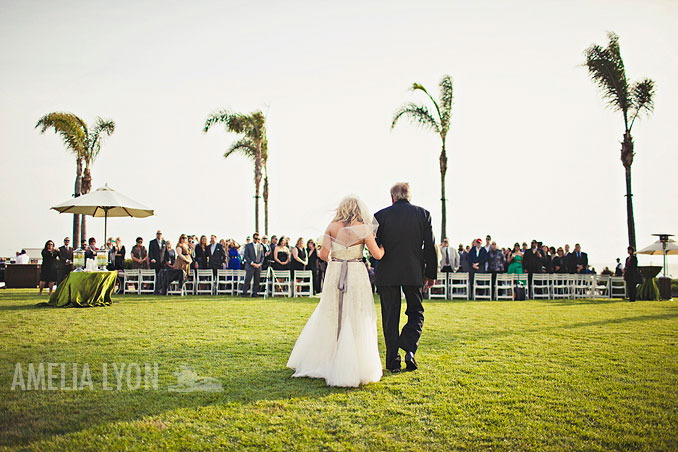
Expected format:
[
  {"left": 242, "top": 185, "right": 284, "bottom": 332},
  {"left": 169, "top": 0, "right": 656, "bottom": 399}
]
[{"left": 332, "top": 197, "right": 364, "bottom": 225}]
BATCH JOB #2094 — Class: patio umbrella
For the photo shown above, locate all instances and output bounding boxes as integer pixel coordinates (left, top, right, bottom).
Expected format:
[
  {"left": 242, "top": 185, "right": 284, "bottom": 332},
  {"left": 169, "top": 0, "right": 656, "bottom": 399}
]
[
  {"left": 52, "top": 184, "right": 154, "bottom": 244},
  {"left": 637, "top": 235, "right": 678, "bottom": 278}
]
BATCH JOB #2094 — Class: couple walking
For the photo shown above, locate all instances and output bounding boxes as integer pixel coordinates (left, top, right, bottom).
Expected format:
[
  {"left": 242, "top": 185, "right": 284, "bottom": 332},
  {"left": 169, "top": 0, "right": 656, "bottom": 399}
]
[{"left": 287, "top": 183, "right": 437, "bottom": 387}]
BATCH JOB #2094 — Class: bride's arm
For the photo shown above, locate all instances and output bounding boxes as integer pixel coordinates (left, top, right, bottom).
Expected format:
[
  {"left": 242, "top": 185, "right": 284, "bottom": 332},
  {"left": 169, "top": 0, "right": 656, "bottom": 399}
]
[{"left": 365, "top": 235, "right": 384, "bottom": 260}]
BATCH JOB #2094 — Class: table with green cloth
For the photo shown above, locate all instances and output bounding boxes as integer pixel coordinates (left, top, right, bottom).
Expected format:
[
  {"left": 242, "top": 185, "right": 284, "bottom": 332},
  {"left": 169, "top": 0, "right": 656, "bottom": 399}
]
[
  {"left": 41, "top": 271, "right": 118, "bottom": 307},
  {"left": 637, "top": 266, "right": 661, "bottom": 301}
]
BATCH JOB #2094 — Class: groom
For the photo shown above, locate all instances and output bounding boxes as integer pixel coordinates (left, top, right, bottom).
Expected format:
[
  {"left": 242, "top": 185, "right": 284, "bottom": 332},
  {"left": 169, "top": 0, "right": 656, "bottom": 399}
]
[{"left": 375, "top": 182, "right": 437, "bottom": 373}]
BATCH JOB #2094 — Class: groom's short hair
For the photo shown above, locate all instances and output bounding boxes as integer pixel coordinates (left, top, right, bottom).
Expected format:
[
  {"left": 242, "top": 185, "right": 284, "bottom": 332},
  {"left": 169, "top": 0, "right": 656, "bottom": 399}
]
[{"left": 390, "top": 182, "right": 411, "bottom": 201}]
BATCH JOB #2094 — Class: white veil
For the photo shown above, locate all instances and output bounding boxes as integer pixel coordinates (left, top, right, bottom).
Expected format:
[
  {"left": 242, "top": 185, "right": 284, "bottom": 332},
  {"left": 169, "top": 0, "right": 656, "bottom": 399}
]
[{"left": 322, "top": 195, "right": 379, "bottom": 249}]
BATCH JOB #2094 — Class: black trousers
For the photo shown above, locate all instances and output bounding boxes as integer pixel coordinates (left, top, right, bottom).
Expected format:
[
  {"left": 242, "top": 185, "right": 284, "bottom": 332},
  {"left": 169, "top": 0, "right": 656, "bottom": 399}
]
[
  {"left": 627, "top": 281, "right": 637, "bottom": 301},
  {"left": 378, "top": 285, "right": 424, "bottom": 370},
  {"left": 242, "top": 267, "right": 261, "bottom": 296}
]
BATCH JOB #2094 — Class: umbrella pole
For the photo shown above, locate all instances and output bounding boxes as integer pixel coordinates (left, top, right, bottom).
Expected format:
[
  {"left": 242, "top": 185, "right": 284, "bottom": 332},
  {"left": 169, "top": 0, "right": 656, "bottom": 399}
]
[{"left": 104, "top": 209, "right": 108, "bottom": 249}]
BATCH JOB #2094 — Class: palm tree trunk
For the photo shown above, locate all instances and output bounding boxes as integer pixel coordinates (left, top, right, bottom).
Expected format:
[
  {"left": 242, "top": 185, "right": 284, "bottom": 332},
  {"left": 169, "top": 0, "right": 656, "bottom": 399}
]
[
  {"left": 439, "top": 142, "right": 448, "bottom": 240},
  {"left": 263, "top": 172, "right": 269, "bottom": 235},
  {"left": 73, "top": 160, "right": 82, "bottom": 246},
  {"left": 621, "top": 132, "right": 636, "bottom": 248},
  {"left": 81, "top": 163, "right": 92, "bottom": 242}
]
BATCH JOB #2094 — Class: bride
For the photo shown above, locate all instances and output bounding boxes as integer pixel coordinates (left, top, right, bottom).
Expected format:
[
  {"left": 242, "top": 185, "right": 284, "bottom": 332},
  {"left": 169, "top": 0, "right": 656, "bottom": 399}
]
[{"left": 287, "top": 196, "right": 385, "bottom": 387}]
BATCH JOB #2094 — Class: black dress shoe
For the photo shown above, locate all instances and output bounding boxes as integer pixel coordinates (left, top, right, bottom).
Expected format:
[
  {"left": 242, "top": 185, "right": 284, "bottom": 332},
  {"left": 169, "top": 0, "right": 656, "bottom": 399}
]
[
  {"left": 404, "top": 352, "right": 418, "bottom": 371},
  {"left": 387, "top": 366, "right": 401, "bottom": 374}
]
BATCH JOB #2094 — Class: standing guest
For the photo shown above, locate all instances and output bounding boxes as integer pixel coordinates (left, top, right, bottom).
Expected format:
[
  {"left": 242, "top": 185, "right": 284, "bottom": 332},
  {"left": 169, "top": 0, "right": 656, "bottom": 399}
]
[
  {"left": 552, "top": 247, "right": 567, "bottom": 273},
  {"left": 507, "top": 243, "right": 524, "bottom": 274},
  {"left": 273, "top": 237, "right": 291, "bottom": 270},
  {"left": 563, "top": 244, "right": 571, "bottom": 272},
  {"left": 467, "top": 238, "right": 488, "bottom": 298},
  {"left": 439, "top": 238, "right": 459, "bottom": 273},
  {"left": 459, "top": 244, "right": 470, "bottom": 273},
  {"left": 227, "top": 239, "right": 242, "bottom": 270},
  {"left": 39, "top": 240, "right": 59, "bottom": 295},
  {"left": 207, "top": 234, "right": 226, "bottom": 275},
  {"left": 113, "top": 237, "right": 126, "bottom": 270},
  {"left": 131, "top": 237, "right": 149, "bottom": 269},
  {"left": 601, "top": 267, "right": 613, "bottom": 276},
  {"left": 522, "top": 240, "right": 542, "bottom": 275},
  {"left": 173, "top": 235, "right": 192, "bottom": 277},
  {"left": 14, "top": 249, "right": 29, "bottom": 264},
  {"left": 57, "top": 237, "right": 73, "bottom": 284},
  {"left": 541, "top": 245, "right": 553, "bottom": 273},
  {"left": 521, "top": 242, "right": 528, "bottom": 255},
  {"left": 148, "top": 230, "right": 166, "bottom": 273},
  {"left": 260, "top": 236, "right": 271, "bottom": 271},
  {"left": 241, "top": 232, "right": 265, "bottom": 297},
  {"left": 193, "top": 235, "right": 209, "bottom": 269},
  {"left": 484, "top": 235, "right": 492, "bottom": 271},
  {"left": 623, "top": 246, "right": 641, "bottom": 302},
  {"left": 487, "top": 241, "right": 504, "bottom": 285},
  {"left": 306, "top": 239, "right": 321, "bottom": 294},
  {"left": 105, "top": 237, "right": 116, "bottom": 270},
  {"left": 290, "top": 237, "right": 308, "bottom": 278},
  {"left": 267, "top": 235, "right": 278, "bottom": 270},
  {"left": 163, "top": 240, "right": 176, "bottom": 268},
  {"left": 615, "top": 258, "right": 623, "bottom": 276},
  {"left": 240, "top": 236, "right": 251, "bottom": 261},
  {"left": 569, "top": 243, "right": 588, "bottom": 274},
  {"left": 84, "top": 237, "right": 98, "bottom": 262}
]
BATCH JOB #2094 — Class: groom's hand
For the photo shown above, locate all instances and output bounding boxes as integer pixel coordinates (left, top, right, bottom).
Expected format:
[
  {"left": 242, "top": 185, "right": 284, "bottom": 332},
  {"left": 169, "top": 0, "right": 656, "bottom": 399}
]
[{"left": 424, "top": 278, "right": 435, "bottom": 290}]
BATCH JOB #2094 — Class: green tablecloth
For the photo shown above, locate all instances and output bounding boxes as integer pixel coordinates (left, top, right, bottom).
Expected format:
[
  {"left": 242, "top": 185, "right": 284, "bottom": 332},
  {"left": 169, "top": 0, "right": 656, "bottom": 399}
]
[
  {"left": 637, "top": 266, "right": 661, "bottom": 301},
  {"left": 43, "top": 271, "right": 117, "bottom": 307}
]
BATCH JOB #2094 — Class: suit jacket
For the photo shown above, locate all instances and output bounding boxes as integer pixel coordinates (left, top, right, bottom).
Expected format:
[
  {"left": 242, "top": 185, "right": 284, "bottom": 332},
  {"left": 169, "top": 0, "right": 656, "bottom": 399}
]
[
  {"left": 148, "top": 239, "right": 166, "bottom": 270},
  {"left": 522, "top": 248, "right": 542, "bottom": 273},
  {"left": 374, "top": 199, "right": 437, "bottom": 286},
  {"left": 207, "top": 243, "right": 227, "bottom": 269},
  {"left": 569, "top": 251, "right": 588, "bottom": 274},
  {"left": 624, "top": 254, "right": 641, "bottom": 283},
  {"left": 459, "top": 251, "right": 470, "bottom": 272},
  {"left": 439, "top": 246, "right": 460, "bottom": 271},
  {"left": 467, "top": 246, "right": 488, "bottom": 272},
  {"left": 243, "top": 242, "right": 265, "bottom": 271},
  {"left": 163, "top": 249, "right": 177, "bottom": 268},
  {"left": 58, "top": 245, "right": 73, "bottom": 267}
]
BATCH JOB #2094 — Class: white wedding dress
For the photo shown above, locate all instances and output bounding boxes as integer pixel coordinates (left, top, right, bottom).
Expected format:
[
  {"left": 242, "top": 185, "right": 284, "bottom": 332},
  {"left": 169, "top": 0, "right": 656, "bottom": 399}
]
[{"left": 287, "top": 240, "right": 382, "bottom": 387}]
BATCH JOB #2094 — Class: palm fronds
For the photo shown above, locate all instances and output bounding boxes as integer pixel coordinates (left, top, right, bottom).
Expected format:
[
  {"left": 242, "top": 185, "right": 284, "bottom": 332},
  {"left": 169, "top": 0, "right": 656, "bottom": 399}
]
[
  {"left": 35, "top": 112, "right": 88, "bottom": 156},
  {"left": 391, "top": 103, "right": 441, "bottom": 133},
  {"left": 584, "top": 32, "right": 631, "bottom": 121},
  {"left": 87, "top": 117, "right": 116, "bottom": 162}
]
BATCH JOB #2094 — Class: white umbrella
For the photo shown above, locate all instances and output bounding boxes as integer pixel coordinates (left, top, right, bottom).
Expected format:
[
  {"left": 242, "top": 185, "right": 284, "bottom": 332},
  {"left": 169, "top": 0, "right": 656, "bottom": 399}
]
[
  {"left": 637, "top": 234, "right": 677, "bottom": 278},
  {"left": 52, "top": 184, "right": 154, "bottom": 244}
]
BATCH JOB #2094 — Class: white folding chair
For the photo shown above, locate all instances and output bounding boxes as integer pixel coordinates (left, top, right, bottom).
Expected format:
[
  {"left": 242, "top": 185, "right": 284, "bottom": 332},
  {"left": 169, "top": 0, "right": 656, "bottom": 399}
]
[
  {"left": 257, "top": 268, "right": 269, "bottom": 298},
  {"left": 216, "top": 269, "right": 234, "bottom": 295},
  {"left": 573, "top": 274, "right": 593, "bottom": 299},
  {"left": 123, "top": 269, "right": 141, "bottom": 294},
  {"left": 610, "top": 276, "right": 627, "bottom": 299},
  {"left": 531, "top": 274, "right": 551, "bottom": 299},
  {"left": 232, "top": 270, "right": 246, "bottom": 295},
  {"left": 293, "top": 270, "right": 313, "bottom": 297},
  {"left": 167, "top": 277, "right": 185, "bottom": 296},
  {"left": 473, "top": 273, "right": 492, "bottom": 300},
  {"left": 551, "top": 274, "right": 570, "bottom": 299},
  {"left": 594, "top": 275, "right": 611, "bottom": 298},
  {"left": 495, "top": 273, "right": 514, "bottom": 300},
  {"left": 270, "top": 270, "right": 292, "bottom": 297},
  {"left": 184, "top": 270, "right": 196, "bottom": 295},
  {"left": 139, "top": 269, "right": 156, "bottom": 294},
  {"left": 514, "top": 273, "right": 529, "bottom": 298},
  {"left": 449, "top": 273, "right": 469, "bottom": 300},
  {"left": 195, "top": 269, "right": 215, "bottom": 295},
  {"left": 426, "top": 272, "right": 448, "bottom": 299}
]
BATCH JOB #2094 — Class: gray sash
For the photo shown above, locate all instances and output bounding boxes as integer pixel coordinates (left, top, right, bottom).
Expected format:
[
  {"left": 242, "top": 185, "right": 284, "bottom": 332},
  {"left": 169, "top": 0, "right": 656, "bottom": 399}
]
[{"left": 332, "top": 257, "right": 363, "bottom": 340}]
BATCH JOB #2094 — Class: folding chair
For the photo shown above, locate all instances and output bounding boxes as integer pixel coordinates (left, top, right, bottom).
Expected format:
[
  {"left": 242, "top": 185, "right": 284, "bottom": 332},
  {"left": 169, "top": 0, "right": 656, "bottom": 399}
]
[
  {"left": 232, "top": 270, "right": 246, "bottom": 295},
  {"left": 123, "top": 269, "right": 141, "bottom": 294},
  {"left": 473, "top": 273, "right": 492, "bottom": 300},
  {"left": 495, "top": 273, "right": 514, "bottom": 300},
  {"left": 573, "top": 274, "right": 593, "bottom": 299},
  {"left": 594, "top": 275, "right": 611, "bottom": 298},
  {"left": 195, "top": 269, "right": 215, "bottom": 295},
  {"left": 610, "top": 276, "right": 627, "bottom": 299},
  {"left": 531, "top": 274, "right": 551, "bottom": 299},
  {"left": 216, "top": 269, "right": 234, "bottom": 295},
  {"left": 449, "top": 272, "right": 469, "bottom": 300},
  {"left": 293, "top": 270, "right": 313, "bottom": 297},
  {"left": 551, "top": 274, "right": 570, "bottom": 299},
  {"left": 139, "top": 269, "right": 156, "bottom": 294},
  {"left": 426, "top": 272, "right": 448, "bottom": 299},
  {"left": 167, "top": 277, "right": 185, "bottom": 296},
  {"left": 270, "top": 270, "right": 292, "bottom": 297},
  {"left": 257, "top": 268, "right": 269, "bottom": 297},
  {"left": 184, "top": 270, "right": 196, "bottom": 295}
]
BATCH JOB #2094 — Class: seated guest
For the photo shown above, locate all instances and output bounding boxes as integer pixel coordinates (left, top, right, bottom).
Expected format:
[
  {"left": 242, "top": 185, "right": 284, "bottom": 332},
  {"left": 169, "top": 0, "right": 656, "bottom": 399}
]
[
  {"left": 194, "top": 235, "right": 209, "bottom": 269},
  {"left": 131, "top": 237, "right": 149, "bottom": 269},
  {"left": 39, "top": 240, "right": 58, "bottom": 295},
  {"left": 601, "top": 267, "right": 613, "bottom": 276},
  {"left": 173, "top": 234, "right": 192, "bottom": 277},
  {"left": 113, "top": 237, "right": 126, "bottom": 270},
  {"left": 273, "top": 236, "right": 291, "bottom": 270},
  {"left": 57, "top": 237, "right": 73, "bottom": 283},
  {"left": 163, "top": 240, "right": 176, "bottom": 268},
  {"left": 569, "top": 243, "right": 588, "bottom": 274},
  {"left": 84, "top": 237, "right": 98, "bottom": 262},
  {"left": 227, "top": 239, "right": 242, "bottom": 270}
]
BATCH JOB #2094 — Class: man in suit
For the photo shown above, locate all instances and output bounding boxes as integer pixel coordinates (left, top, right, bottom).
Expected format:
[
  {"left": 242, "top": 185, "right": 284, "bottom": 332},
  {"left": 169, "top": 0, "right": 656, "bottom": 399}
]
[
  {"left": 569, "top": 243, "right": 588, "bottom": 274},
  {"left": 375, "top": 182, "right": 437, "bottom": 373},
  {"left": 467, "top": 238, "right": 488, "bottom": 299},
  {"left": 207, "top": 235, "right": 226, "bottom": 275},
  {"left": 261, "top": 236, "right": 272, "bottom": 271},
  {"left": 148, "top": 230, "right": 166, "bottom": 273},
  {"left": 439, "top": 238, "right": 459, "bottom": 273},
  {"left": 623, "top": 246, "right": 641, "bottom": 302},
  {"left": 57, "top": 237, "right": 73, "bottom": 283},
  {"left": 241, "top": 232, "right": 265, "bottom": 297}
]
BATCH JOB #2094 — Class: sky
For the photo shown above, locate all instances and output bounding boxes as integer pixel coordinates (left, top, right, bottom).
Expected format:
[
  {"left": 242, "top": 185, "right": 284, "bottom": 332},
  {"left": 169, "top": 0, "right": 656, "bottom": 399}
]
[{"left": 1, "top": 0, "right": 677, "bottom": 272}]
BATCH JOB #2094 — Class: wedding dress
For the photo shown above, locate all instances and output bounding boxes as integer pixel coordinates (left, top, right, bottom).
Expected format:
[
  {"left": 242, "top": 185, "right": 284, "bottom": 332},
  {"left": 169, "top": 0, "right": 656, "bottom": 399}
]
[{"left": 287, "top": 236, "right": 382, "bottom": 387}]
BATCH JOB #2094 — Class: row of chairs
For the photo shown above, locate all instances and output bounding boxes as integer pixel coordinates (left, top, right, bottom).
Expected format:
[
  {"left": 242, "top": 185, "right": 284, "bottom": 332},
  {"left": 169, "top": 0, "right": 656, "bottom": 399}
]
[
  {"left": 119, "top": 268, "right": 315, "bottom": 297},
  {"left": 425, "top": 273, "right": 628, "bottom": 300}
]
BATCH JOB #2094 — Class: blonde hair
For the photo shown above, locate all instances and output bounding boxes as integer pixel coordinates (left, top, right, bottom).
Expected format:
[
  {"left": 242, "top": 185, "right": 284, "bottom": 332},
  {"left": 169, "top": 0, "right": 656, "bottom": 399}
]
[
  {"left": 296, "top": 237, "right": 304, "bottom": 248},
  {"left": 332, "top": 197, "right": 364, "bottom": 225},
  {"left": 390, "top": 182, "right": 411, "bottom": 201}
]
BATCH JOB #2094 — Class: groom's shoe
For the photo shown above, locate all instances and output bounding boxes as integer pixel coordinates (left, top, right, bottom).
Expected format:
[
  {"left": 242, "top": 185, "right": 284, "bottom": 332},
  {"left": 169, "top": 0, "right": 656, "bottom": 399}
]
[
  {"left": 404, "top": 352, "right": 418, "bottom": 371},
  {"left": 387, "top": 356, "right": 401, "bottom": 373}
]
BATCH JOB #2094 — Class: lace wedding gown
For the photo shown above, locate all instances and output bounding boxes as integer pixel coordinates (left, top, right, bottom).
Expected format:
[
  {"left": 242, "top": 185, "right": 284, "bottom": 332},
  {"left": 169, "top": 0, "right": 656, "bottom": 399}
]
[{"left": 287, "top": 241, "right": 382, "bottom": 387}]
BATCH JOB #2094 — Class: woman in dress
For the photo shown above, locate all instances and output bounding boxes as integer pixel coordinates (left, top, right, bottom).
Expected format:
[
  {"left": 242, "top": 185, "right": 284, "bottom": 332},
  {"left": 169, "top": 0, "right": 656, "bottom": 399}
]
[
  {"left": 552, "top": 247, "right": 567, "bottom": 273},
  {"left": 131, "top": 237, "right": 149, "bottom": 269},
  {"left": 173, "top": 235, "right": 192, "bottom": 277},
  {"left": 273, "top": 237, "right": 291, "bottom": 270},
  {"left": 287, "top": 196, "right": 385, "bottom": 387},
  {"left": 194, "top": 235, "right": 209, "bottom": 270},
  {"left": 113, "top": 237, "right": 126, "bottom": 270},
  {"left": 306, "top": 239, "right": 320, "bottom": 294},
  {"left": 507, "top": 242, "right": 523, "bottom": 274},
  {"left": 227, "top": 239, "right": 242, "bottom": 270},
  {"left": 39, "top": 240, "right": 59, "bottom": 295},
  {"left": 290, "top": 237, "right": 308, "bottom": 280}
]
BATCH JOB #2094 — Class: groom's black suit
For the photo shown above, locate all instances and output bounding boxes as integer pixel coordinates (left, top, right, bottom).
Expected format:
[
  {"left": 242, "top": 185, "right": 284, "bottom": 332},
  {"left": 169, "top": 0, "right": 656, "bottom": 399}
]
[{"left": 374, "top": 199, "right": 437, "bottom": 370}]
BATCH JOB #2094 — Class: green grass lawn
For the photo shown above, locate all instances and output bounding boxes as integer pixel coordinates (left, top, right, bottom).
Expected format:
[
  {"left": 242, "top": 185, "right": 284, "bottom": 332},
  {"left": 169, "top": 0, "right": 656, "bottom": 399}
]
[{"left": 0, "top": 289, "right": 677, "bottom": 451}]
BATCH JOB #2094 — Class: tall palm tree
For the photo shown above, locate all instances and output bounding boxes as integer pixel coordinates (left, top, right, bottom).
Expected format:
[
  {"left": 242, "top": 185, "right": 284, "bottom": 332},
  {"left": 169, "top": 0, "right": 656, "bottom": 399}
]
[
  {"left": 204, "top": 110, "right": 268, "bottom": 233},
  {"left": 584, "top": 32, "right": 655, "bottom": 249},
  {"left": 36, "top": 113, "right": 116, "bottom": 244},
  {"left": 391, "top": 75, "right": 454, "bottom": 239}
]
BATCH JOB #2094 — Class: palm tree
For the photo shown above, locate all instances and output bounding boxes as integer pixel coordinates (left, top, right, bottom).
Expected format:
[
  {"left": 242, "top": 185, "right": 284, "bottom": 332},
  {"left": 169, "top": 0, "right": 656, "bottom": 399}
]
[
  {"left": 204, "top": 110, "right": 268, "bottom": 233},
  {"left": 36, "top": 113, "right": 116, "bottom": 244},
  {"left": 584, "top": 32, "right": 655, "bottom": 249},
  {"left": 391, "top": 75, "right": 454, "bottom": 239}
]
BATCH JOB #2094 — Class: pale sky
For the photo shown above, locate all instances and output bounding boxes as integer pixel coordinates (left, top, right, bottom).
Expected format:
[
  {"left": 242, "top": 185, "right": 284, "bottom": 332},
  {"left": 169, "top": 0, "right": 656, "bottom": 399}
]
[{"left": 1, "top": 0, "right": 677, "bottom": 271}]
